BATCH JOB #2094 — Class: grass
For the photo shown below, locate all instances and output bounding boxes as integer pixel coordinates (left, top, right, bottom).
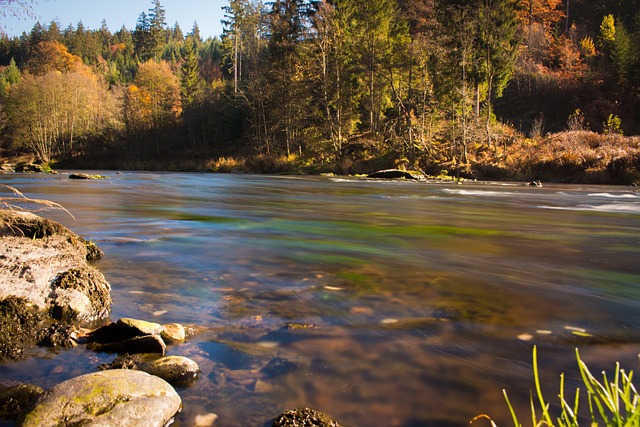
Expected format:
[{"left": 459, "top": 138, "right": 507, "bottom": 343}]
[{"left": 475, "top": 346, "right": 640, "bottom": 427}]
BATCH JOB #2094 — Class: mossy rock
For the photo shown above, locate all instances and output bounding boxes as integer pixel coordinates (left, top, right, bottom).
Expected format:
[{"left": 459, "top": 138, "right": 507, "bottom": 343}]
[
  {"left": 0, "top": 297, "right": 46, "bottom": 360},
  {"left": 273, "top": 408, "right": 345, "bottom": 427},
  {"left": 0, "top": 211, "right": 103, "bottom": 260},
  {"left": 19, "top": 370, "right": 181, "bottom": 427},
  {"left": 0, "top": 384, "right": 44, "bottom": 421}
]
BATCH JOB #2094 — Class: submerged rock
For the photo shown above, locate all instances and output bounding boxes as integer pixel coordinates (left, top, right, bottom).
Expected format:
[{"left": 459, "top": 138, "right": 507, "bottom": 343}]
[
  {"left": 273, "top": 408, "right": 345, "bottom": 427},
  {"left": 19, "top": 370, "right": 181, "bottom": 427},
  {"left": 0, "top": 384, "right": 44, "bottom": 421}
]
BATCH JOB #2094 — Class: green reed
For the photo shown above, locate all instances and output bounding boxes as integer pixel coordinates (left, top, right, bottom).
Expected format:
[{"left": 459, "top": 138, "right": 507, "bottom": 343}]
[{"left": 478, "top": 346, "right": 640, "bottom": 427}]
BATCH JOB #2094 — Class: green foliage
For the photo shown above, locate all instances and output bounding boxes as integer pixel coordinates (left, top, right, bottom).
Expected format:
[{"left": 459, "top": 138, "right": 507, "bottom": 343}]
[{"left": 499, "top": 346, "right": 640, "bottom": 427}]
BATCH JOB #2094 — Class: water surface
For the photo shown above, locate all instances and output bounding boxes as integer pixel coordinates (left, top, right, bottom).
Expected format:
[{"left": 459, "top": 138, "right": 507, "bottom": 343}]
[{"left": 1, "top": 172, "right": 639, "bottom": 426}]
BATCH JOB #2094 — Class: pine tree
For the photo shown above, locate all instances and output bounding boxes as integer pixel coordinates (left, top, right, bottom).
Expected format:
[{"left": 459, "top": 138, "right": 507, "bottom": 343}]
[
  {"left": 180, "top": 38, "right": 201, "bottom": 105},
  {"left": 148, "top": 0, "right": 167, "bottom": 60}
]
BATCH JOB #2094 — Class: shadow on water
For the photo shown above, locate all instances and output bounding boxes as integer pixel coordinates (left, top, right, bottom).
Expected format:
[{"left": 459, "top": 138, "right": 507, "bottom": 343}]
[{"left": 1, "top": 172, "right": 640, "bottom": 426}]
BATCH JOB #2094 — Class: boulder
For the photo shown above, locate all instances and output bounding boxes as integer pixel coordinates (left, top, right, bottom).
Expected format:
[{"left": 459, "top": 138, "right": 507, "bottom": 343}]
[
  {"left": 117, "top": 318, "right": 163, "bottom": 336},
  {"left": 87, "top": 318, "right": 170, "bottom": 354},
  {"left": 18, "top": 370, "right": 181, "bottom": 427},
  {"left": 0, "top": 384, "right": 44, "bottom": 421},
  {"left": 367, "top": 169, "right": 425, "bottom": 181},
  {"left": 89, "top": 334, "right": 166, "bottom": 355},
  {"left": 69, "top": 173, "right": 107, "bottom": 180},
  {"left": 138, "top": 356, "right": 200, "bottom": 385},
  {"left": 0, "top": 211, "right": 110, "bottom": 358},
  {"left": 273, "top": 408, "right": 345, "bottom": 427}
]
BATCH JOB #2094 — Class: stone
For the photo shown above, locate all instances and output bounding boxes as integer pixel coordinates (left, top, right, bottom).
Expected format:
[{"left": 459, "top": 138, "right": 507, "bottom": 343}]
[
  {"left": 69, "top": 173, "right": 106, "bottom": 180},
  {"left": 117, "top": 318, "right": 163, "bottom": 336},
  {"left": 0, "top": 297, "right": 46, "bottom": 360},
  {"left": 19, "top": 370, "right": 181, "bottom": 427},
  {"left": 367, "top": 169, "right": 425, "bottom": 180},
  {"left": 37, "top": 323, "right": 77, "bottom": 348},
  {"left": 138, "top": 356, "right": 200, "bottom": 385},
  {"left": 273, "top": 408, "right": 344, "bottom": 427},
  {"left": 161, "top": 323, "right": 186, "bottom": 343},
  {"left": 0, "top": 384, "right": 44, "bottom": 421},
  {"left": 89, "top": 334, "right": 166, "bottom": 355},
  {"left": 0, "top": 211, "right": 110, "bottom": 328}
]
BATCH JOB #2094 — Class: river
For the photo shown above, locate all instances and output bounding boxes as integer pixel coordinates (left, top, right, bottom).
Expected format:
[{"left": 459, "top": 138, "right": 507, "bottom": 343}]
[{"left": 1, "top": 172, "right": 640, "bottom": 427}]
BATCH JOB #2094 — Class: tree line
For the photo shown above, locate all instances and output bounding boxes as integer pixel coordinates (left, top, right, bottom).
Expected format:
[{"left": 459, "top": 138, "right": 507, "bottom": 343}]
[{"left": 0, "top": 0, "right": 639, "bottom": 174}]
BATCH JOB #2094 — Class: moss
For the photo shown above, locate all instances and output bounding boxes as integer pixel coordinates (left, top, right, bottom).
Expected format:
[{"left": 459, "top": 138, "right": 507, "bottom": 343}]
[
  {"left": 0, "top": 297, "right": 47, "bottom": 360},
  {"left": 273, "top": 408, "right": 345, "bottom": 427},
  {"left": 50, "top": 267, "right": 112, "bottom": 322}
]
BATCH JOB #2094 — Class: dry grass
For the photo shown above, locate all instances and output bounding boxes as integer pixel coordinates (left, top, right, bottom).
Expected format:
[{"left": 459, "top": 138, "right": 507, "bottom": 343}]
[
  {"left": 498, "top": 131, "right": 640, "bottom": 184},
  {"left": 0, "top": 185, "right": 75, "bottom": 219}
]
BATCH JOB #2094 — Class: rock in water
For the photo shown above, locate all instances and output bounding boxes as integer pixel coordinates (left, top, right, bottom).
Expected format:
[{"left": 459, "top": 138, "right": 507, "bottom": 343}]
[
  {"left": 0, "top": 384, "right": 44, "bottom": 421},
  {"left": 161, "top": 323, "right": 186, "bottom": 344},
  {"left": 0, "top": 211, "right": 110, "bottom": 325},
  {"left": 138, "top": 356, "right": 200, "bottom": 385},
  {"left": 19, "top": 370, "right": 181, "bottom": 427},
  {"left": 273, "top": 408, "right": 345, "bottom": 427}
]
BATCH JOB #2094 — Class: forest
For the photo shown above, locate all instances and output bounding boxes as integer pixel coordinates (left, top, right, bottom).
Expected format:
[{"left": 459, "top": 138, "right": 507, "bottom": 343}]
[{"left": 0, "top": 0, "right": 639, "bottom": 183}]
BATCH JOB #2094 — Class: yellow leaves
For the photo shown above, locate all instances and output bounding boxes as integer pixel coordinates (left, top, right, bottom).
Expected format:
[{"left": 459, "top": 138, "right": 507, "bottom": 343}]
[
  {"left": 124, "top": 60, "right": 182, "bottom": 132},
  {"left": 27, "top": 41, "right": 94, "bottom": 79}
]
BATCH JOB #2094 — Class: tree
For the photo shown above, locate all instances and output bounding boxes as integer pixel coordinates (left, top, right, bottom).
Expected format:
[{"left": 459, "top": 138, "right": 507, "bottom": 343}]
[
  {"left": 479, "top": 0, "right": 518, "bottom": 150},
  {"left": 148, "top": 0, "right": 167, "bottom": 60},
  {"left": 124, "top": 60, "right": 181, "bottom": 137},
  {"left": 180, "top": 38, "right": 201, "bottom": 105},
  {"left": 5, "top": 68, "right": 112, "bottom": 162},
  {"left": 26, "top": 40, "right": 92, "bottom": 76}
]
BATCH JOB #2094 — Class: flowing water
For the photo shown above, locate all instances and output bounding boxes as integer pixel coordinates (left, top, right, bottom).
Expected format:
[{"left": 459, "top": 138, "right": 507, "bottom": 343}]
[{"left": 1, "top": 172, "right": 640, "bottom": 427}]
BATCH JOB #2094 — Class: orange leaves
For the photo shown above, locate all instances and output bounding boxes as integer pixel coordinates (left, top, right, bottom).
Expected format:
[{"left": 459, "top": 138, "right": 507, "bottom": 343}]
[
  {"left": 124, "top": 60, "right": 182, "bottom": 132},
  {"left": 27, "top": 41, "right": 94, "bottom": 78}
]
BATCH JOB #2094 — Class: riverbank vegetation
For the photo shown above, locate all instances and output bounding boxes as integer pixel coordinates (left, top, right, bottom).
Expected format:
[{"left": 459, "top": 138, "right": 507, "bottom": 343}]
[
  {"left": 1, "top": 0, "right": 639, "bottom": 184},
  {"left": 477, "top": 347, "right": 640, "bottom": 427}
]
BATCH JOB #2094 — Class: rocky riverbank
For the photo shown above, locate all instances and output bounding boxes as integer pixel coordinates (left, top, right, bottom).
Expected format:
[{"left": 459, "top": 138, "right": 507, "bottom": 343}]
[{"left": 0, "top": 210, "right": 344, "bottom": 426}]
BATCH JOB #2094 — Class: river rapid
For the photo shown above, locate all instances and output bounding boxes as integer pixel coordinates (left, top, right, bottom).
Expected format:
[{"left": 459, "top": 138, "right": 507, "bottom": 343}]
[{"left": 1, "top": 172, "right": 640, "bottom": 427}]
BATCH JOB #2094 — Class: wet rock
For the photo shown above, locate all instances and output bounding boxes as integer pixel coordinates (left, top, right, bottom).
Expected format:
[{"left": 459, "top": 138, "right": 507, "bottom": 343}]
[
  {"left": 87, "top": 318, "right": 170, "bottom": 354},
  {"left": 14, "top": 163, "right": 45, "bottom": 173},
  {"left": 161, "top": 323, "right": 186, "bottom": 344},
  {"left": 0, "top": 384, "right": 44, "bottom": 421},
  {"left": 0, "top": 211, "right": 110, "bottom": 330},
  {"left": 368, "top": 169, "right": 425, "bottom": 181},
  {"left": 18, "top": 370, "right": 181, "bottom": 427},
  {"left": 100, "top": 354, "right": 200, "bottom": 385},
  {"left": 138, "top": 356, "right": 200, "bottom": 385},
  {"left": 49, "top": 266, "right": 112, "bottom": 322},
  {"left": 90, "top": 334, "right": 166, "bottom": 355},
  {"left": 273, "top": 408, "right": 345, "bottom": 427},
  {"left": 0, "top": 297, "right": 46, "bottom": 359},
  {"left": 69, "top": 173, "right": 107, "bottom": 180},
  {"left": 37, "top": 323, "right": 77, "bottom": 348},
  {"left": 117, "top": 318, "right": 163, "bottom": 336}
]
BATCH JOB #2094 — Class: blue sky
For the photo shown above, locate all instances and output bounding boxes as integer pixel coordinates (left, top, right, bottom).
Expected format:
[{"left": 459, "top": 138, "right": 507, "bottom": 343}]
[{"left": 2, "top": 0, "right": 227, "bottom": 38}]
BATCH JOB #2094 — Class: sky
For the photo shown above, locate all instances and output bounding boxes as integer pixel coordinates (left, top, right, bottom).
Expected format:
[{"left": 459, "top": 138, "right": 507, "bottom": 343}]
[{"left": 2, "top": 0, "right": 227, "bottom": 39}]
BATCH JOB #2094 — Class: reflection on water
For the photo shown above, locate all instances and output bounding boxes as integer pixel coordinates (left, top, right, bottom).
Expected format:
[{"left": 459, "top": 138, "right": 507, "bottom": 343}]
[{"left": 1, "top": 172, "right": 640, "bottom": 426}]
